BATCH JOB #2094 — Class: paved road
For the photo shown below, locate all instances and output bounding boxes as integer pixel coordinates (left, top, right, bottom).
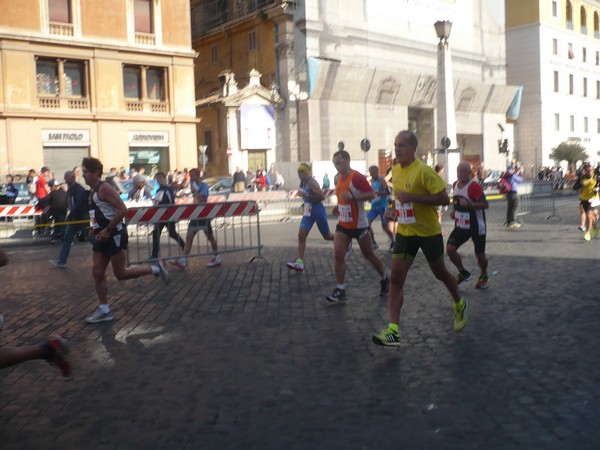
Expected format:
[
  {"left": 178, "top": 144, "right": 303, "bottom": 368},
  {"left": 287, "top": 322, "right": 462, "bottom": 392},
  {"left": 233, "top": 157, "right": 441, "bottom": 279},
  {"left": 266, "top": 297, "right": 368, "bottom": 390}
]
[{"left": 1, "top": 194, "right": 599, "bottom": 449}]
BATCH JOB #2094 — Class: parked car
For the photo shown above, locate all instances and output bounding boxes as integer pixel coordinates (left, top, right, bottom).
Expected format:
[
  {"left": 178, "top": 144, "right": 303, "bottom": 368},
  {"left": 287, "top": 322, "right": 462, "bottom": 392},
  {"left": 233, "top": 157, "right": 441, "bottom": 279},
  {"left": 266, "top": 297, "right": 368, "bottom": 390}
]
[
  {"left": 0, "top": 182, "right": 33, "bottom": 205},
  {"left": 481, "top": 169, "right": 504, "bottom": 191},
  {"left": 205, "top": 176, "right": 233, "bottom": 197},
  {"left": 483, "top": 169, "right": 503, "bottom": 184}
]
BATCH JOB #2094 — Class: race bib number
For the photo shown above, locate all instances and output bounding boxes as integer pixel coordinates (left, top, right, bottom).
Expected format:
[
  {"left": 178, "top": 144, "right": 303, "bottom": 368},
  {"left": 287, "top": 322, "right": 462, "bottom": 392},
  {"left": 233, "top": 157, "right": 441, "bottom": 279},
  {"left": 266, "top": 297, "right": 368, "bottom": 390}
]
[
  {"left": 303, "top": 203, "right": 312, "bottom": 217},
  {"left": 455, "top": 211, "right": 470, "bottom": 229},
  {"left": 338, "top": 204, "right": 352, "bottom": 223},
  {"left": 395, "top": 200, "right": 416, "bottom": 224},
  {"left": 89, "top": 209, "right": 99, "bottom": 229}
]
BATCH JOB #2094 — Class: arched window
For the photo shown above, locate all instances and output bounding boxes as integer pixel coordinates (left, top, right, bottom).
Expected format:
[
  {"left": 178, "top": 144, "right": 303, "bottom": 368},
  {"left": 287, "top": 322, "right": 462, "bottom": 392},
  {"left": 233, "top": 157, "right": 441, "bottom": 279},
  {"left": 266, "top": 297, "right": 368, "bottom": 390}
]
[
  {"left": 594, "top": 11, "right": 599, "bottom": 38},
  {"left": 581, "top": 6, "right": 587, "bottom": 34},
  {"left": 566, "top": 1, "right": 573, "bottom": 29}
]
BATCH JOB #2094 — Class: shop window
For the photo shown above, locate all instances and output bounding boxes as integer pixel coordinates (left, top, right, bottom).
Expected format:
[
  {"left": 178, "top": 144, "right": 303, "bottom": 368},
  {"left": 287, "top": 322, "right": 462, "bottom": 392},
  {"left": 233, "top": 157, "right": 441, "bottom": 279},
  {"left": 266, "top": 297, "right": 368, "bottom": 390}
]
[
  {"left": 36, "top": 57, "right": 89, "bottom": 110},
  {"left": 123, "top": 64, "right": 168, "bottom": 113}
]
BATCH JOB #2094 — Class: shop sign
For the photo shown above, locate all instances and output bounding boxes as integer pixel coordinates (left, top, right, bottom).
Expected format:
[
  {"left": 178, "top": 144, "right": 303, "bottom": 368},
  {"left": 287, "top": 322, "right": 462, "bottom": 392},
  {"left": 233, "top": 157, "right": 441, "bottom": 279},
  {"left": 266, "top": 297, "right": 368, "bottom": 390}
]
[
  {"left": 128, "top": 131, "right": 169, "bottom": 147},
  {"left": 42, "top": 129, "right": 90, "bottom": 147}
]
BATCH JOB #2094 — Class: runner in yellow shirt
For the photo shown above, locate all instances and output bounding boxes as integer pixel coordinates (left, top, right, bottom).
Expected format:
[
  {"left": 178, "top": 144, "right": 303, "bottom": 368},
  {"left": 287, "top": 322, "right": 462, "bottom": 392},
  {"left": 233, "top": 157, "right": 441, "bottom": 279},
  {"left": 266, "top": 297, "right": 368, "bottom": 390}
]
[{"left": 372, "top": 130, "right": 467, "bottom": 347}]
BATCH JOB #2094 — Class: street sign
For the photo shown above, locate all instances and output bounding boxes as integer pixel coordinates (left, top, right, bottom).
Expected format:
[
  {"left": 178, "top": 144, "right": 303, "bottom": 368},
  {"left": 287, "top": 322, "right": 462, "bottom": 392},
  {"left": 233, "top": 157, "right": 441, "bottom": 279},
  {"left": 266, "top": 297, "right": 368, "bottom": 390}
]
[
  {"left": 226, "top": 147, "right": 233, "bottom": 157},
  {"left": 360, "top": 138, "right": 371, "bottom": 152}
]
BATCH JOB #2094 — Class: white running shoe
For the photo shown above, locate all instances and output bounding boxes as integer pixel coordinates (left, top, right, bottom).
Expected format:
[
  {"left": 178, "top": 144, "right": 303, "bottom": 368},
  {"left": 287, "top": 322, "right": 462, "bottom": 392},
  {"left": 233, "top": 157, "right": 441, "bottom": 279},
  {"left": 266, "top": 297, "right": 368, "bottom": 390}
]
[
  {"left": 286, "top": 259, "right": 304, "bottom": 271},
  {"left": 207, "top": 254, "right": 222, "bottom": 267},
  {"left": 86, "top": 307, "right": 113, "bottom": 324},
  {"left": 156, "top": 260, "right": 170, "bottom": 285}
]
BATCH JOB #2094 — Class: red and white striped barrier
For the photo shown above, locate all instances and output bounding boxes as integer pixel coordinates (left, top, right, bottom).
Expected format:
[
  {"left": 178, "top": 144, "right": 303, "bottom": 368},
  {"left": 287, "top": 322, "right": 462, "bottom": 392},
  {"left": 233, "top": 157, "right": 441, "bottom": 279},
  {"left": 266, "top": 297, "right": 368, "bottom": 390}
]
[
  {"left": 228, "top": 191, "right": 288, "bottom": 201},
  {"left": 174, "top": 195, "right": 227, "bottom": 204},
  {"left": 288, "top": 189, "right": 336, "bottom": 199},
  {"left": 0, "top": 205, "right": 42, "bottom": 217},
  {"left": 126, "top": 201, "right": 258, "bottom": 225}
]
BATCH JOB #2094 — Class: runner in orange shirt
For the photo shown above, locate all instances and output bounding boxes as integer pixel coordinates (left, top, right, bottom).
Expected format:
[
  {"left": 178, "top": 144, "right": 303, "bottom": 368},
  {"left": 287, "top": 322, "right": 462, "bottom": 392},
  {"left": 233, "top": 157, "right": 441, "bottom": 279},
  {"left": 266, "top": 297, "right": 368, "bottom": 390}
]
[{"left": 326, "top": 150, "right": 388, "bottom": 302}]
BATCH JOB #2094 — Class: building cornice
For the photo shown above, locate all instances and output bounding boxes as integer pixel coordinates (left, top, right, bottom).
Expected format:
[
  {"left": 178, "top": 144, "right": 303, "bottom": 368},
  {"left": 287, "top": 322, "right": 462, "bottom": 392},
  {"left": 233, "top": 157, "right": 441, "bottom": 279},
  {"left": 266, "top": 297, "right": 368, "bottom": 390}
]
[{"left": 0, "top": 32, "right": 197, "bottom": 59}]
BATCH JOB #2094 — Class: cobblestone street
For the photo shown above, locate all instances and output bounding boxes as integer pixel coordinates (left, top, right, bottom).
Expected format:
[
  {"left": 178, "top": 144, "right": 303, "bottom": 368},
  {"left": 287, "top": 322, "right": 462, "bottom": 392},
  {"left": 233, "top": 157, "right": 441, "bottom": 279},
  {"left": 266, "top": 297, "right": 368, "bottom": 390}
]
[{"left": 1, "top": 196, "right": 599, "bottom": 449}]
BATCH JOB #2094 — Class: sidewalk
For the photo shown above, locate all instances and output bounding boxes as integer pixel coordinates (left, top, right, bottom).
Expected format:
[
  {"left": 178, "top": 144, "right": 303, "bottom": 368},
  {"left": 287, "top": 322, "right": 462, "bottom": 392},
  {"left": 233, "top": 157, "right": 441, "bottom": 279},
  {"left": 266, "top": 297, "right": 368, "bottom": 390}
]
[{"left": 0, "top": 195, "right": 599, "bottom": 449}]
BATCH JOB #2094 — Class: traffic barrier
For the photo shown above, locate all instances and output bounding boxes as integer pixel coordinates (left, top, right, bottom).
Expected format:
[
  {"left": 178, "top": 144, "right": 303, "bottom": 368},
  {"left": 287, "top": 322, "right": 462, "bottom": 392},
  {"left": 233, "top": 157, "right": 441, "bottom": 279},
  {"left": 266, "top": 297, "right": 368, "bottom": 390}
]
[
  {"left": 125, "top": 201, "right": 262, "bottom": 266},
  {"left": 0, "top": 205, "right": 43, "bottom": 238},
  {"left": 517, "top": 181, "right": 556, "bottom": 222}
]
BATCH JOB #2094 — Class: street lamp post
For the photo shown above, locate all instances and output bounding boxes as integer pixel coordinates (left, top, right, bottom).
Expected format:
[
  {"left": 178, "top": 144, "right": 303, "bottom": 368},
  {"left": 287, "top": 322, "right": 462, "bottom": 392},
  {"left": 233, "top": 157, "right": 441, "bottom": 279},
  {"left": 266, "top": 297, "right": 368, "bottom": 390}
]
[{"left": 434, "top": 20, "right": 458, "bottom": 184}]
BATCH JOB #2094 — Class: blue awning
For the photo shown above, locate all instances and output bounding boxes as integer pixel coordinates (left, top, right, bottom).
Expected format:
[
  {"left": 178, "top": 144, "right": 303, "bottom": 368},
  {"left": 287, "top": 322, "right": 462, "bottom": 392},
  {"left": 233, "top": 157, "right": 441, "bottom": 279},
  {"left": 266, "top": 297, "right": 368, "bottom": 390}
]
[
  {"left": 307, "top": 57, "right": 320, "bottom": 98},
  {"left": 506, "top": 86, "right": 523, "bottom": 121}
]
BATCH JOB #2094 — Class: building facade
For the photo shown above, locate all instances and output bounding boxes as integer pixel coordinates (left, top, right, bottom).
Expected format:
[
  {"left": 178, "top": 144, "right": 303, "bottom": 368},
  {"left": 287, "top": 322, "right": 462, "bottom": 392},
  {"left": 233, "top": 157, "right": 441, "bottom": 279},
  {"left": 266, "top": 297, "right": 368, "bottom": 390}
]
[
  {"left": 506, "top": 0, "right": 600, "bottom": 172},
  {"left": 0, "top": 0, "right": 198, "bottom": 179},
  {"left": 192, "top": 0, "right": 519, "bottom": 181}
]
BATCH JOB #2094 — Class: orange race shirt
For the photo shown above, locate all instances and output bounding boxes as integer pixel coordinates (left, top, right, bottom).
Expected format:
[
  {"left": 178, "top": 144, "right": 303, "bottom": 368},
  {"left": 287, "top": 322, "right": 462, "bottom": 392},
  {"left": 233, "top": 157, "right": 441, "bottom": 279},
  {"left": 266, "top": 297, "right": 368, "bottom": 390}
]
[{"left": 335, "top": 169, "right": 372, "bottom": 229}]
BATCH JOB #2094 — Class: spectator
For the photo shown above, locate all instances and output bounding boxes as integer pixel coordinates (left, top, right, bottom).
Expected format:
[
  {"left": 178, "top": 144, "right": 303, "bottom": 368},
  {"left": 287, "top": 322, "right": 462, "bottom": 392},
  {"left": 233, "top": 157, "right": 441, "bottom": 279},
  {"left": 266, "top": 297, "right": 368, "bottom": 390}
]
[
  {"left": 504, "top": 164, "right": 523, "bottom": 228},
  {"left": 245, "top": 169, "right": 256, "bottom": 190},
  {"left": 322, "top": 173, "right": 330, "bottom": 189},
  {"left": 105, "top": 167, "right": 125, "bottom": 194},
  {"left": 49, "top": 171, "right": 90, "bottom": 268},
  {"left": 274, "top": 171, "right": 285, "bottom": 190},
  {"left": 4, "top": 175, "right": 18, "bottom": 204},
  {"left": 128, "top": 175, "right": 152, "bottom": 202},
  {"left": 233, "top": 167, "right": 246, "bottom": 193}
]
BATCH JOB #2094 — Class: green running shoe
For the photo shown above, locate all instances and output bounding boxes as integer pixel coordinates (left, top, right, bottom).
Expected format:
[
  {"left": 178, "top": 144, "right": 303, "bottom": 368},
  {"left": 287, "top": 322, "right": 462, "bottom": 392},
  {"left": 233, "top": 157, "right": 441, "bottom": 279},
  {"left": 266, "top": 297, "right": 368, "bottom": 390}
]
[
  {"left": 372, "top": 327, "right": 401, "bottom": 347},
  {"left": 453, "top": 298, "right": 468, "bottom": 332}
]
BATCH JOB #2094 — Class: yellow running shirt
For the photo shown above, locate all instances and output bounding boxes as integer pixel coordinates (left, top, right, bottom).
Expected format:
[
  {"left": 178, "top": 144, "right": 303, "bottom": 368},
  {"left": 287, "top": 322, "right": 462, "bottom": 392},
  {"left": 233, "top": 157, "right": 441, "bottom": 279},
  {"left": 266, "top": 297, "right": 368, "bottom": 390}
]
[
  {"left": 392, "top": 159, "right": 447, "bottom": 237},
  {"left": 580, "top": 176, "right": 598, "bottom": 201}
]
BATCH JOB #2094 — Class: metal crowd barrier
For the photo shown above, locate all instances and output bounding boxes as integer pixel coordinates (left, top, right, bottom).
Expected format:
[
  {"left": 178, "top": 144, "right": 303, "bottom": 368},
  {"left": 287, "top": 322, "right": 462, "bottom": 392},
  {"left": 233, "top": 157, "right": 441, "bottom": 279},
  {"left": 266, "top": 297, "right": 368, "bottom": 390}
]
[
  {"left": 517, "top": 181, "right": 556, "bottom": 222},
  {"left": 125, "top": 201, "right": 261, "bottom": 266}
]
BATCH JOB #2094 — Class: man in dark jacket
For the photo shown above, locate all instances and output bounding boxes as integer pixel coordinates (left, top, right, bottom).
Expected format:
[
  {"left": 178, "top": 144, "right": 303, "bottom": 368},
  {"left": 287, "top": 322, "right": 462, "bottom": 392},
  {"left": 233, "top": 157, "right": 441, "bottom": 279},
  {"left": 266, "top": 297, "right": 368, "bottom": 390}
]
[
  {"left": 150, "top": 172, "right": 185, "bottom": 260},
  {"left": 38, "top": 180, "right": 68, "bottom": 243},
  {"left": 49, "top": 171, "right": 90, "bottom": 268}
]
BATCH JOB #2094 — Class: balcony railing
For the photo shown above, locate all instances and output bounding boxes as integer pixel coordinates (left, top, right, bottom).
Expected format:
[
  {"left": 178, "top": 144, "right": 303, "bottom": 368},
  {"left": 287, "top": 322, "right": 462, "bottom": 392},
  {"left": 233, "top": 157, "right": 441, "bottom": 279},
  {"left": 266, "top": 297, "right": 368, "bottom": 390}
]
[
  {"left": 49, "top": 22, "right": 74, "bottom": 36},
  {"left": 135, "top": 32, "right": 156, "bottom": 45},
  {"left": 38, "top": 96, "right": 90, "bottom": 111},
  {"left": 125, "top": 100, "right": 169, "bottom": 113}
]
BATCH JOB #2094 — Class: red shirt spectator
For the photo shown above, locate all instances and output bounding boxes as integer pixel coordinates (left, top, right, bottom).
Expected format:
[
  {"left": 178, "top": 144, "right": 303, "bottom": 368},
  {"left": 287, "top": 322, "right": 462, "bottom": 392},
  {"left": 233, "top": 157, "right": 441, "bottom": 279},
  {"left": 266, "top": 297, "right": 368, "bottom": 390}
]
[{"left": 36, "top": 168, "right": 50, "bottom": 200}]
